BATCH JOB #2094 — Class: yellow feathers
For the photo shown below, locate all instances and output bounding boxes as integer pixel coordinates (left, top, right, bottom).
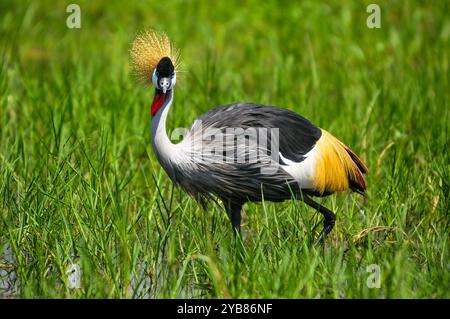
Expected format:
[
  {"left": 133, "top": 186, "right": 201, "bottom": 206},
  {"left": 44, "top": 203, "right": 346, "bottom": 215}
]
[
  {"left": 313, "top": 129, "right": 365, "bottom": 194},
  {"left": 130, "top": 29, "right": 181, "bottom": 85}
]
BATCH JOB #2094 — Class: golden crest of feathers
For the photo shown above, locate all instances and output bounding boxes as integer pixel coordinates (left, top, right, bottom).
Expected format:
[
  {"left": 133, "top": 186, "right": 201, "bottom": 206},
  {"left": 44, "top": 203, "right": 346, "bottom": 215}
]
[{"left": 130, "top": 29, "right": 181, "bottom": 85}]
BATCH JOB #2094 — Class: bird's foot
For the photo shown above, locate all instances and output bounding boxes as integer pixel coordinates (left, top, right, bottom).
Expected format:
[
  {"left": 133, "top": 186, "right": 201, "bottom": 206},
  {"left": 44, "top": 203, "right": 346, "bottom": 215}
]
[
  {"left": 315, "top": 224, "right": 333, "bottom": 244},
  {"left": 314, "top": 218, "right": 335, "bottom": 245}
]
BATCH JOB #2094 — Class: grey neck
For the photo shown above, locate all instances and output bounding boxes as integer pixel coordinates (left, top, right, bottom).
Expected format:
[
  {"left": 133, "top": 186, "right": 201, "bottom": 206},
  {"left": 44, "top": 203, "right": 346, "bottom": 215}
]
[{"left": 151, "top": 90, "right": 177, "bottom": 169}]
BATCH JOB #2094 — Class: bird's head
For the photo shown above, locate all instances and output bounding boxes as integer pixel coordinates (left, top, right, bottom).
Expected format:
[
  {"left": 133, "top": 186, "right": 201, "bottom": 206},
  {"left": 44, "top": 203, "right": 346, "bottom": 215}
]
[
  {"left": 130, "top": 29, "right": 180, "bottom": 116},
  {"left": 152, "top": 57, "right": 176, "bottom": 94}
]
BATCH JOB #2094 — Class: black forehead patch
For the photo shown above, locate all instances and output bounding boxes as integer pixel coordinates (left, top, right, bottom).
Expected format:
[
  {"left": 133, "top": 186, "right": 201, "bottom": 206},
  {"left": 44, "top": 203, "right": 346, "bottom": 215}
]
[{"left": 156, "top": 57, "right": 174, "bottom": 77}]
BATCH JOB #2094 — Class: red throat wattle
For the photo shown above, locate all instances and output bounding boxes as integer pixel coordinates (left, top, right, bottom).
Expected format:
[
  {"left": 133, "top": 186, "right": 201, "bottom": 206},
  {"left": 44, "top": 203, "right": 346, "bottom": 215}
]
[{"left": 151, "top": 92, "right": 166, "bottom": 117}]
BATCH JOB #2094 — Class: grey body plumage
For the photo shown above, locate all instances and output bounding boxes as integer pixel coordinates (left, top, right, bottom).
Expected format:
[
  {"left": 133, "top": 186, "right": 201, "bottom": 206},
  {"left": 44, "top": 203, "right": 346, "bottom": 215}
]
[{"left": 172, "top": 103, "right": 322, "bottom": 205}]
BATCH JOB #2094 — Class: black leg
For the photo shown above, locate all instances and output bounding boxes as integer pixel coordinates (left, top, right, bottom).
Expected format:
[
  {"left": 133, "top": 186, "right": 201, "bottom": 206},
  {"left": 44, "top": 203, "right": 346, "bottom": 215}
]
[
  {"left": 224, "top": 200, "right": 242, "bottom": 236},
  {"left": 300, "top": 194, "right": 336, "bottom": 243}
]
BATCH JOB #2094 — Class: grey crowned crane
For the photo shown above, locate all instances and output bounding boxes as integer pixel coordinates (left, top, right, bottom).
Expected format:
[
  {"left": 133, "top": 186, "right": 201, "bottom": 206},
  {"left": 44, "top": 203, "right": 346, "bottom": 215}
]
[{"left": 131, "top": 30, "right": 368, "bottom": 242}]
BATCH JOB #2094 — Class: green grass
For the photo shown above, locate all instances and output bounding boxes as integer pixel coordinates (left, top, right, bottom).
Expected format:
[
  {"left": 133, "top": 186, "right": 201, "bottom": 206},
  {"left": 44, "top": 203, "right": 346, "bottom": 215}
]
[{"left": 0, "top": 0, "right": 449, "bottom": 298}]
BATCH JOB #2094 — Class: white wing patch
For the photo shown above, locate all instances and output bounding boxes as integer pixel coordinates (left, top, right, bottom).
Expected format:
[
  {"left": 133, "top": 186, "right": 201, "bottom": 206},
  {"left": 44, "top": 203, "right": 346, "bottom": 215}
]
[{"left": 279, "top": 145, "right": 319, "bottom": 189}]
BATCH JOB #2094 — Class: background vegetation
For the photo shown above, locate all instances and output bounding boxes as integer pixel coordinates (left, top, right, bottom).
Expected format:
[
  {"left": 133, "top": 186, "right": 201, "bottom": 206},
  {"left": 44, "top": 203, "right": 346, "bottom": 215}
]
[{"left": 0, "top": 0, "right": 449, "bottom": 298}]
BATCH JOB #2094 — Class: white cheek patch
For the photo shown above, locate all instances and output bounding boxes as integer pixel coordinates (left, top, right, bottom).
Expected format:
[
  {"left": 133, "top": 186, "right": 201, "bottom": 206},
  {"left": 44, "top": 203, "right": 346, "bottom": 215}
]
[
  {"left": 172, "top": 73, "right": 177, "bottom": 87},
  {"left": 152, "top": 70, "right": 158, "bottom": 87},
  {"left": 151, "top": 71, "right": 176, "bottom": 90},
  {"left": 159, "top": 77, "right": 170, "bottom": 88},
  {"left": 279, "top": 147, "right": 318, "bottom": 189}
]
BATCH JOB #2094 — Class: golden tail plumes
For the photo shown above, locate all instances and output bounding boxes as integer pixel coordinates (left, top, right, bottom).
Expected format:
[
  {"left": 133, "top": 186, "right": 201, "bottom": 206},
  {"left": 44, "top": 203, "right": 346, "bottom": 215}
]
[{"left": 313, "top": 129, "right": 368, "bottom": 194}]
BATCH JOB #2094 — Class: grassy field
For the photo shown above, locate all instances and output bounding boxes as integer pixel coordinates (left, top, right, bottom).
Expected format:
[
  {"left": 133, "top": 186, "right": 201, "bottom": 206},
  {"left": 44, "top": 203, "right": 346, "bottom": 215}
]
[{"left": 0, "top": 0, "right": 449, "bottom": 298}]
